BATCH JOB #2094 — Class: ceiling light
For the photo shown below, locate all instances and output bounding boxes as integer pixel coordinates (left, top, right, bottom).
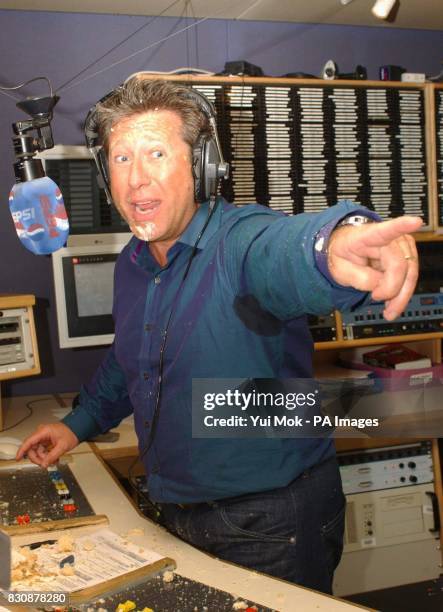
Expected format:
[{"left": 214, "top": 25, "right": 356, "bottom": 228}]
[{"left": 372, "top": 0, "right": 397, "bottom": 19}]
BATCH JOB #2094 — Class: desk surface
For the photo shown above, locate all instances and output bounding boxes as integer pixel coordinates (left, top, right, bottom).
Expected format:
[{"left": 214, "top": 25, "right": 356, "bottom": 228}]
[
  {"left": 1, "top": 394, "right": 370, "bottom": 611},
  {"left": 0, "top": 394, "right": 88, "bottom": 452}
]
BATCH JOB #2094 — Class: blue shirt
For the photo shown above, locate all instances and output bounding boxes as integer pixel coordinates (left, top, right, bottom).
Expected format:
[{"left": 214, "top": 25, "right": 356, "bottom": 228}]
[{"left": 63, "top": 198, "right": 372, "bottom": 503}]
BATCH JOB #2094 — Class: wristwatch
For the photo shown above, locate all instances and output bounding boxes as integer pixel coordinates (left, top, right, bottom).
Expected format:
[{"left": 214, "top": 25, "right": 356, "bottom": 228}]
[
  {"left": 314, "top": 213, "right": 378, "bottom": 280},
  {"left": 314, "top": 214, "right": 375, "bottom": 254},
  {"left": 336, "top": 214, "right": 375, "bottom": 228}
]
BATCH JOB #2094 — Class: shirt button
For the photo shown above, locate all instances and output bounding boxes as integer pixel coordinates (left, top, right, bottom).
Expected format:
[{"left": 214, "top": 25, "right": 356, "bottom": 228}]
[
  {"left": 154, "top": 276, "right": 161, "bottom": 285},
  {"left": 144, "top": 323, "right": 153, "bottom": 331},
  {"left": 144, "top": 420, "right": 150, "bottom": 427},
  {"left": 143, "top": 372, "right": 149, "bottom": 380}
]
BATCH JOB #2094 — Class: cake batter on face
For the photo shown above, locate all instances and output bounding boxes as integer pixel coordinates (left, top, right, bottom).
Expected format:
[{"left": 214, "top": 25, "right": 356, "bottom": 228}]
[{"left": 108, "top": 110, "right": 197, "bottom": 266}]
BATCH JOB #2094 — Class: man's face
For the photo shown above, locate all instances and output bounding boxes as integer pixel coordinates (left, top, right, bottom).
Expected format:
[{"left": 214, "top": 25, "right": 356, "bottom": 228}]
[{"left": 108, "top": 109, "right": 197, "bottom": 246}]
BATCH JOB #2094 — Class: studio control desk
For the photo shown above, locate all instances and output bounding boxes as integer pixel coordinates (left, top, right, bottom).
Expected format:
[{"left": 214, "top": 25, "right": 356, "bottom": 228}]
[{"left": 0, "top": 394, "right": 371, "bottom": 612}]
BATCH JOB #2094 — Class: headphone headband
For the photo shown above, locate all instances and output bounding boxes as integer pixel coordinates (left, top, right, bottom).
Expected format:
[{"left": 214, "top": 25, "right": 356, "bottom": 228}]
[{"left": 84, "top": 81, "right": 229, "bottom": 205}]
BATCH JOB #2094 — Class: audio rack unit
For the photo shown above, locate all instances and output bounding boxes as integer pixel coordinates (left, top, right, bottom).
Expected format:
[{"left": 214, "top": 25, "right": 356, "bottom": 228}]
[
  {"left": 307, "top": 312, "right": 336, "bottom": 342},
  {"left": 341, "top": 293, "right": 443, "bottom": 340},
  {"left": 338, "top": 440, "right": 433, "bottom": 495},
  {"left": 0, "top": 295, "right": 40, "bottom": 430},
  {"left": 333, "top": 441, "right": 441, "bottom": 596},
  {"left": 0, "top": 296, "right": 39, "bottom": 380}
]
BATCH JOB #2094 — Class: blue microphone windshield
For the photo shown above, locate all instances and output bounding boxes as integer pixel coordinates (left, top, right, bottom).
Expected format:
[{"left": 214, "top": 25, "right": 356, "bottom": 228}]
[{"left": 9, "top": 176, "right": 69, "bottom": 255}]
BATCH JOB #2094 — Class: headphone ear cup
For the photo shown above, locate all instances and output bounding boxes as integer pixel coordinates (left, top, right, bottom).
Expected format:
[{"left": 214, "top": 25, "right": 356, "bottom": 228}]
[
  {"left": 94, "top": 147, "right": 113, "bottom": 204},
  {"left": 192, "top": 135, "right": 222, "bottom": 203},
  {"left": 85, "top": 102, "right": 114, "bottom": 204},
  {"left": 192, "top": 135, "right": 205, "bottom": 203},
  {"left": 97, "top": 148, "right": 110, "bottom": 189}
]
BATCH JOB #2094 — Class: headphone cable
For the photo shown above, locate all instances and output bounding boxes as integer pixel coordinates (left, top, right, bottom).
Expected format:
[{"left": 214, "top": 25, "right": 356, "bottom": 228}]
[{"left": 127, "top": 196, "right": 218, "bottom": 505}]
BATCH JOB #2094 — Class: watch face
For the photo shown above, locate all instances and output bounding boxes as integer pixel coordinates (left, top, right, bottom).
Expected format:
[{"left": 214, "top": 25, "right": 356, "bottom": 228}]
[{"left": 340, "top": 215, "right": 373, "bottom": 226}]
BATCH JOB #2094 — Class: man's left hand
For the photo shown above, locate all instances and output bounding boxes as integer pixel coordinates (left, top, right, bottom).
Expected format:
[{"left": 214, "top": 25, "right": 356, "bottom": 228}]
[{"left": 327, "top": 216, "right": 423, "bottom": 320}]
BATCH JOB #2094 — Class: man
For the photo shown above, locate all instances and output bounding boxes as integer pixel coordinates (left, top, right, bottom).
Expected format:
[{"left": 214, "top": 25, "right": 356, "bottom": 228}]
[{"left": 17, "top": 77, "right": 421, "bottom": 594}]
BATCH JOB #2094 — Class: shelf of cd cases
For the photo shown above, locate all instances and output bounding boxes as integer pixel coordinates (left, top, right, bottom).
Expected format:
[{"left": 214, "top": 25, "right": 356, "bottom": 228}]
[{"left": 140, "top": 75, "right": 437, "bottom": 230}]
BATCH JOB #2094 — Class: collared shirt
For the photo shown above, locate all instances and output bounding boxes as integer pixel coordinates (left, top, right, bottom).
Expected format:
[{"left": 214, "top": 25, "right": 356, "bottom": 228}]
[{"left": 63, "top": 198, "right": 372, "bottom": 503}]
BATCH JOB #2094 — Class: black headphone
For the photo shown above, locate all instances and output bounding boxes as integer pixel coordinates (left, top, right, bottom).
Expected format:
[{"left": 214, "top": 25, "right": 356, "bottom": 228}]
[{"left": 84, "top": 82, "right": 229, "bottom": 205}]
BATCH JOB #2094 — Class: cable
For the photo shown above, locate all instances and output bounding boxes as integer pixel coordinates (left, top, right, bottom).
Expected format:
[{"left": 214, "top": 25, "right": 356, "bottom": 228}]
[
  {"left": 1, "top": 395, "right": 72, "bottom": 434},
  {"left": 0, "top": 88, "right": 19, "bottom": 102},
  {"left": 428, "top": 64, "right": 443, "bottom": 83},
  {"left": 0, "top": 0, "right": 256, "bottom": 103},
  {"left": 56, "top": 0, "right": 183, "bottom": 92},
  {"left": 0, "top": 76, "right": 53, "bottom": 96},
  {"left": 127, "top": 198, "right": 219, "bottom": 506},
  {"left": 1, "top": 403, "right": 33, "bottom": 432},
  {"left": 0, "top": 397, "right": 56, "bottom": 432},
  {"left": 142, "top": 197, "right": 217, "bottom": 463},
  {"left": 188, "top": 0, "right": 200, "bottom": 69},
  {"left": 59, "top": 16, "right": 213, "bottom": 94},
  {"left": 57, "top": 0, "right": 258, "bottom": 94},
  {"left": 234, "top": 0, "right": 264, "bottom": 19},
  {"left": 225, "top": 20, "right": 230, "bottom": 67},
  {"left": 185, "top": 0, "right": 191, "bottom": 70},
  {"left": 170, "top": 67, "right": 212, "bottom": 74},
  {"left": 0, "top": 76, "right": 53, "bottom": 102},
  {"left": 123, "top": 68, "right": 213, "bottom": 82}
]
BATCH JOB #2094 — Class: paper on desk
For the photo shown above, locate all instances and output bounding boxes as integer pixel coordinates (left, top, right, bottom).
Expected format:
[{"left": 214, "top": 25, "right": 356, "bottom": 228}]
[{"left": 11, "top": 528, "right": 164, "bottom": 593}]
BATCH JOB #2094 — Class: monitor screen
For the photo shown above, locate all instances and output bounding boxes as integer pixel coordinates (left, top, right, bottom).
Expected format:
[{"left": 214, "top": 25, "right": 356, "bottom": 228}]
[
  {"left": 74, "top": 259, "right": 115, "bottom": 317},
  {"left": 52, "top": 243, "right": 128, "bottom": 348}
]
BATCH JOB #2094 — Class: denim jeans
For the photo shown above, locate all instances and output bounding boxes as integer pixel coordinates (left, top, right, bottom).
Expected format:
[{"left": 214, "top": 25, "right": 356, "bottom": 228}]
[{"left": 156, "top": 455, "right": 346, "bottom": 594}]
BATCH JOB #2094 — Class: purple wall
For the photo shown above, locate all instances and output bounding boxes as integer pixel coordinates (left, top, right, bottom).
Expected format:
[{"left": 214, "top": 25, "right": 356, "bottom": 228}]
[{"left": 0, "top": 9, "right": 441, "bottom": 396}]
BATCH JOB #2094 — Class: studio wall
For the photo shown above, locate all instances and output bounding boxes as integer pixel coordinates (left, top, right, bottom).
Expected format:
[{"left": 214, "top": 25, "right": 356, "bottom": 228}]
[{"left": 0, "top": 8, "right": 441, "bottom": 396}]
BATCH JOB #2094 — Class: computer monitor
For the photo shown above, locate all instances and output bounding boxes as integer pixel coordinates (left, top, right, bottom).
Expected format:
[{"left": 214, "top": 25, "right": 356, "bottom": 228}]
[{"left": 52, "top": 242, "right": 129, "bottom": 348}]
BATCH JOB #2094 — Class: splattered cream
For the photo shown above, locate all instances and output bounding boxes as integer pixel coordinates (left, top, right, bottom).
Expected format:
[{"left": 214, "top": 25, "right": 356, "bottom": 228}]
[{"left": 130, "top": 221, "right": 156, "bottom": 242}]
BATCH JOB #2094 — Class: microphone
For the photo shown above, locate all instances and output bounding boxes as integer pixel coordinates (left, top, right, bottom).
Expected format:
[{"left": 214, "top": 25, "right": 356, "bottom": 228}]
[
  {"left": 9, "top": 177, "right": 69, "bottom": 255},
  {"left": 9, "top": 93, "right": 69, "bottom": 255}
]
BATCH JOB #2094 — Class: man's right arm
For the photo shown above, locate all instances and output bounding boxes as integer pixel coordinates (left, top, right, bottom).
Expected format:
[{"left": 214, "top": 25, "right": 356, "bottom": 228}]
[
  {"left": 224, "top": 201, "right": 370, "bottom": 320},
  {"left": 62, "top": 343, "right": 133, "bottom": 440},
  {"left": 16, "top": 345, "right": 133, "bottom": 467}
]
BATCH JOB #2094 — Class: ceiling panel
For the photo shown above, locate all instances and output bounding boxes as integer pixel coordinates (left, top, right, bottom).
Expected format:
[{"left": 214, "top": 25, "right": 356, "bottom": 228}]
[{"left": 0, "top": 0, "right": 442, "bottom": 31}]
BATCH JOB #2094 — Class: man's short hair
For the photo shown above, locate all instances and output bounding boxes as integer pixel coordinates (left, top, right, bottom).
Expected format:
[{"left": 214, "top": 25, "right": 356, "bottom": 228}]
[{"left": 95, "top": 77, "right": 211, "bottom": 154}]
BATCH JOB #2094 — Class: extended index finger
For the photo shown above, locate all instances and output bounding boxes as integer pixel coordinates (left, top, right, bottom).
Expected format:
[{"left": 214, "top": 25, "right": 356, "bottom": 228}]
[{"left": 356, "top": 216, "right": 423, "bottom": 248}]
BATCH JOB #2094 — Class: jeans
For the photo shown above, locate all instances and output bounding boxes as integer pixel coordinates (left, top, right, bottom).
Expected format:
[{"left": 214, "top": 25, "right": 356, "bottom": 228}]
[{"left": 156, "top": 456, "right": 346, "bottom": 594}]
